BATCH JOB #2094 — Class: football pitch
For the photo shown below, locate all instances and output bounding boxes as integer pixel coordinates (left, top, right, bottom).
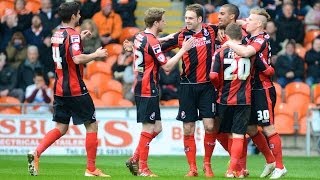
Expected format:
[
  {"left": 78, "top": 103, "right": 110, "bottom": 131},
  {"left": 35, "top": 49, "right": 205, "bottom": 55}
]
[{"left": 0, "top": 155, "right": 319, "bottom": 179}]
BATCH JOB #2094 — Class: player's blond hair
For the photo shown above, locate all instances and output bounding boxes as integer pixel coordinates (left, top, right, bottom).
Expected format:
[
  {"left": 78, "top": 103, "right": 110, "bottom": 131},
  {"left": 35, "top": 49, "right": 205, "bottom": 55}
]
[
  {"left": 144, "top": 8, "right": 165, "bottom": 28},
  {"left": 250, "top": 8, "right": 271, "bottom": 28}
]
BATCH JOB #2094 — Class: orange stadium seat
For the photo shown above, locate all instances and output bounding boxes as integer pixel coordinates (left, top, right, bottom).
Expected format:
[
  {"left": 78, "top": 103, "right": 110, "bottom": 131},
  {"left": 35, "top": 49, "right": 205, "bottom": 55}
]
[
  {"left": 101, "top": 91, "right": 123, "bottom": 106},
  {"left": 117, "top": 99, "right": 134, "bottom": 107},
  {"left": 274, "top": 103, "right": 295, "bottom": 134},
  {"left": 313, "top": 84, "right": 320, "bottom": 104},
  {"left": 0, "top": 107, "right": 21, "bottom": 114},
  {"left": 162, "top": 99, "right": 179, "bottom": 106},
  {"left": 86, "top": 61, "right": 111, "bottom": 78},
  {"left": 0, "top": 96, "right": 21, "bottom": 112},
  {"left": 89, "top": 72, "right": 112, "bottom": 87},
  {"left": 0, "top": 1, "right": 14, "bottom": 17},
  {"left": 208, "top": 12, "right": 219, "bottom": 24},
  {"left": 104, "top": 43, "right": 123, "bottom": 56},
  {"left": 91, "top": 97, "right": 105, "bottom": 108},
  {"left": 285, "top": 82, "right": 311, "bottom": 111},
  {"left": 273, "top": 82, "right": 283, "bottom": 105},
  {"left": 119, "top": 27, "right": 140, "bottom": 44},
  {"left": 297, "top": 103, "right": 316, "bottom": 135},
  {"left": 106, "top": 79, "right": 123, "bottom": 94},
  {"left": 104, "top": 55, "right": 118, "bottom": 77},
  {"left": 304, "top": 30, "right": 320, "bottom": 46},
  {"left": 25, "top": 0, "right": 40, "bottom": 13}
]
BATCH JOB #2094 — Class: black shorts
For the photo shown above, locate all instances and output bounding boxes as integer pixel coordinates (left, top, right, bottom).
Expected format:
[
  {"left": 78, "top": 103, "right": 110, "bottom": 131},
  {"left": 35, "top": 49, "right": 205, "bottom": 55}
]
[
  {"left": 218, "top": 104, "right": 250, "bottom": 135},
  {"left": 53, "top": 94, "right": 96, "bottom": 125},
  {"left": 135, "top": 96, "right": 161, "bottom": 124},
  {"left": 176, "top": 83, "right": 216, "bottom": 122},
  {"left": 249, "top": 86, "right": 276, "bottom": 126}
]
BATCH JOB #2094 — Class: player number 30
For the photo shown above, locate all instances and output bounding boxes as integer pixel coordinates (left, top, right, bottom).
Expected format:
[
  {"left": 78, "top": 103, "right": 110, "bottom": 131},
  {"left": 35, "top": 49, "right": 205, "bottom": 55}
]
[{"left": 257, "top": 110, "right": 270, "bottom": 121}]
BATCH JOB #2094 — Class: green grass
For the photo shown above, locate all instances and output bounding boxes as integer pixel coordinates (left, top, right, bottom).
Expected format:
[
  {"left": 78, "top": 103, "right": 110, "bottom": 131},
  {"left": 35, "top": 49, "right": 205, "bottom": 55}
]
[{"left": 0, "top": 155, "right": 319, "bottom": 179}]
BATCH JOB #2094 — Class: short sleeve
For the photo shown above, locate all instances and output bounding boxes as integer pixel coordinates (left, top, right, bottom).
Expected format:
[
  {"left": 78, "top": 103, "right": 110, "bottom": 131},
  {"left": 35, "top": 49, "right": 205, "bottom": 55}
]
[{"left": 69, "top": 34, "right": 82, "bottom": 57}]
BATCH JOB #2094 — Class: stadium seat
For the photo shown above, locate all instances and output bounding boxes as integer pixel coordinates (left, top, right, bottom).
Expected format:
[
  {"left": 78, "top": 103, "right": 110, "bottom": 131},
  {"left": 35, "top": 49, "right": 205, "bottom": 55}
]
[
  {"left": 285, "top": 82, "right": 311, "bottom": 112},
  {"left": 92, "top": 97, "right": 105, "bottom": 108},
  {"left": 0, "top": 1, "right": 14, "bottom": 17},
  {"left": 273, "top": 82, "right": 283, "bottom": 104},
  {"left": 86, "top": 61, "right": 111, "bottom": 78},
  {"left": 297, "top": 103, "right": 316, "bottom": 135},
  {"left": 83, "top": 78, "right": 98, "bottom": 97},
  {"left": 274, "top": 103, "right": 295, "bottom": 134},
  {"left": 119, "top": 27, "right": 140, "bottom": 44},
  {"left": 295, "top": 45, "right": 306, "bottom": 59},
  {"left": 304, "top": 30, "right": 320, "bottom": 46},
  {"left": 106, "top": 79, "right": 123, "bottom": 94},
  {"left": 25, "top": 0, "right": 40, "bottom": 13},
  {"left": 162, "top": 99, "right": 179, "bottom": 106},
  {"left": 207, "top": 12, "right": 219, "bottom": 24},
  {"left": 89, "top": 72, "right": 112, "bottom": 87},
  {"left": 104, "top": 43, "right": 123, "bottom": 56},
  {"left": 0, "top": 107, "right": 21, "bottom": 114},
  {"left": 313, "top": 84, "right": 320, "bottom": 104},
  {"left": 0, "top": 96, "right": 21, "bottom": 112},
  {"left": 117, "top": 99, "right": 134, "bottom": 107},
  {"left": 104, "top": 55, "right": 118, "bottom": 78},
  {"left": 101, "top": 91, "right": 123, "bottom": 106}
]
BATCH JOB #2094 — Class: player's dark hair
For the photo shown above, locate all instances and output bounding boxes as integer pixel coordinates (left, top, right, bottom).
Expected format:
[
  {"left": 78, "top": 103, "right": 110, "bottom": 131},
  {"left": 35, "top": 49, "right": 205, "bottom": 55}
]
[
  {"left": 185, "top": 4, "right": 205, "bottom": 22},
  {"left": 58, "top": 1, "right": 81, "bottom": 23},
  {"left": 144, "top": 8, "right": 165, "bottom": 28},
  {"left": 221, "top": 4, "right": 240, "bottom": 20},
  {"left": 225, "top": 23, "right": 242, "bottom": 40}
]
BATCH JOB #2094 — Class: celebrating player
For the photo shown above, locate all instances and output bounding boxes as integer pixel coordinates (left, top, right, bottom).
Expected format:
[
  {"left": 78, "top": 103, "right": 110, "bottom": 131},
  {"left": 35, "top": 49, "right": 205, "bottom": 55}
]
[
  {"left": 27, "top": 2, "right": 110, "bottom": 177},
  {"left": 125, "top": 7, "right": 194, "bottom": 177}
]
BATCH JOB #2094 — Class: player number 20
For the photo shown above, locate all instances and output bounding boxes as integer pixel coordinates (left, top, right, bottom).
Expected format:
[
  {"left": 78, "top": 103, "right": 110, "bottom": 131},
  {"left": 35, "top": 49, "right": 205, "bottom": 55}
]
[
  {"left": 224, "top": 58, "right": 250, "bottom": 80},
  {"left": 257, "top": 110, "right": 270, "bottom": 121},
  {"left": 52, "top": 46, "right": 62, "bottom": 69}
]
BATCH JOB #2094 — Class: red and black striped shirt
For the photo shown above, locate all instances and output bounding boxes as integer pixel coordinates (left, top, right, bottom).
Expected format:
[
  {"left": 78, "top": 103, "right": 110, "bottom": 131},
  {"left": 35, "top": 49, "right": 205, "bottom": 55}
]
[
  {"left": 210, "top": 47, "right": 255, "bottom": 105},
  {"left": 132, "top": 31, "right": 167, "bottom": 97},
  {"left": 51, "top": 27, "right": 87, "bottom": 97},
  {"left": 242, "top": 32, "right": 274, "bottom": 90},
  {"left": 162, "top": 24, "right": 217, "bottom": 84}
]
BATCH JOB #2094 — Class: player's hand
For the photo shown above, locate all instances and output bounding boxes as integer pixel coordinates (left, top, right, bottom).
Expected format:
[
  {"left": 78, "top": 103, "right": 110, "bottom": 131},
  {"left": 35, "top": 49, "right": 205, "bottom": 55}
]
[
  {"left": 123, "top": 39, "right": 133, "bottom": 52},
  {"left": 80, "top": 30, "right": 92, "bottom": 40},
  {"left": 158, "top": 33, "right": 175, "bottom": 42},
  {"left": 181, "top": 37, "right": 195, "bottom": 51},
  {"left": 217, "top": 29, "right": 225, "bottom": 42},
  {"left": 95, "top": 47, "right": 108, "bottom": 60}
]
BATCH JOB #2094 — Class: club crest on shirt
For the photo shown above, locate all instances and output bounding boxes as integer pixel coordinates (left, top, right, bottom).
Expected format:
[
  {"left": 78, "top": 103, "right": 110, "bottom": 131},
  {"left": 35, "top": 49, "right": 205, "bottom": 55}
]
[
  {"left": 71, "top": 35, "right": 80, "bottom": 43},
  {"left": 181, "top": 111, "right": 186, "bottom": 119},
  {"left": 72, "top": 43, "right": 80, "bottom": 51},
  {"left": 203, "top": 28, "right": 209, "bottom": 36},
  {"left": 152, "top": 44, "right": 161, "bottom": 54},
  {"left": 254, "top": 38, "right": 264, "bottom": 44}
]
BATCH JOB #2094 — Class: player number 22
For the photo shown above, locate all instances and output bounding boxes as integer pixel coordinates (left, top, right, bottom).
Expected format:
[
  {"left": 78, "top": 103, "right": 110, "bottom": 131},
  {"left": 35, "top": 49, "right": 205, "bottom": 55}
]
[
  {"left": 52, "top": 46, "right": 62, "bottom": 69},
  {"left": 224, "top": 58, "right": 250, "bottom": 80}
]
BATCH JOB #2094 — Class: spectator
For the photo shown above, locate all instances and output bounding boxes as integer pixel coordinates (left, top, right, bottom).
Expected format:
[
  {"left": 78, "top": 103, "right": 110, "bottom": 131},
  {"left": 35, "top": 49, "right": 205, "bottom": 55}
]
[
  {"left": 0, "top": 51, "right": 24, "bottom": 102},
  {"left": 80, "top": 0, "right": 101, "bottom": 20},
  {"left": 6, "top": 32, "right": 28, "bottom": 69},
  {"left": 0, "top": 10, "right": 22, "bottom": 51},
  {"left": 260, "top": 0, "right": 283, "bottom": 19},
  {"left": 185, "top": 0, "right": 229, "bottom": 14},
  {"left": 112, "top": 0, "right": 137, "bottom": 27},
  {"left": 275, "top": 40, "right": 305, "bottom": 87},
  {"left": 265, "top": 20, "right": 282, "bottom": 56},
  {"left": 275, "top": 2, "right": 305, "bottom": 44},
  {"left": 23, "top": 14, "right": 51, "bottom": 48},
  {"left": 80, "top": 19, "right": 101, "bottom": 54},
  {"left": 239, "top": 0, "right": 259, "bottom": 19},
  {"left": 304, "top": 0, "right": 320, "bottom": 31},
  {"left": 92, "top": 0, "right": 122, "bottom": 45},
  {"left": 305, "top": 38, "right": 320, "bottom": 86},
  {"left": 38, "top": 0, "right": 61, "bottom": 32},
  {"left": 14, "top": 0, "right": 33, "bottom": 31},
  {"left": 111, "top": 47, "right": 134, "bottom": 102},
  {"left": 159, "top": 51, "right": 180, "bottom": 101},
  {"left": 16, "top": 45, "right": 43, "bottom": 91},
  {"left": 25, "top": 70, "right": 52, "bottom": 114}
]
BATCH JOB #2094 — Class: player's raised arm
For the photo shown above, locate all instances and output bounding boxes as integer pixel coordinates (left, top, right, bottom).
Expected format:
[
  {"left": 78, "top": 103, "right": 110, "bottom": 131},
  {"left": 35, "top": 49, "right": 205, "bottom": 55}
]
[
  {"left": 224, "top": 41, "right": 256, "bottom": 57},
  {"left": 161, "top": 37, "right": 195, "bottom": 72},
  {"left": 73, "top": 47, "right": 108, "bottom": 64}
]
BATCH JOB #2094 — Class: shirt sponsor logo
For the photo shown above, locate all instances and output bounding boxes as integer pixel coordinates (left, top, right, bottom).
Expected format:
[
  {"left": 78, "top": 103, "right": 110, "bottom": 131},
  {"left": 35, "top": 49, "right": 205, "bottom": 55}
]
[
  {"left": 51, "top": 37, "right": 64, "bottom": 44},
  {"left": 71, "top": 35, "right": 80, "bottom": 43},
  {"left": 152, "top": 44, "right": 161, "bottom": 54}
]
